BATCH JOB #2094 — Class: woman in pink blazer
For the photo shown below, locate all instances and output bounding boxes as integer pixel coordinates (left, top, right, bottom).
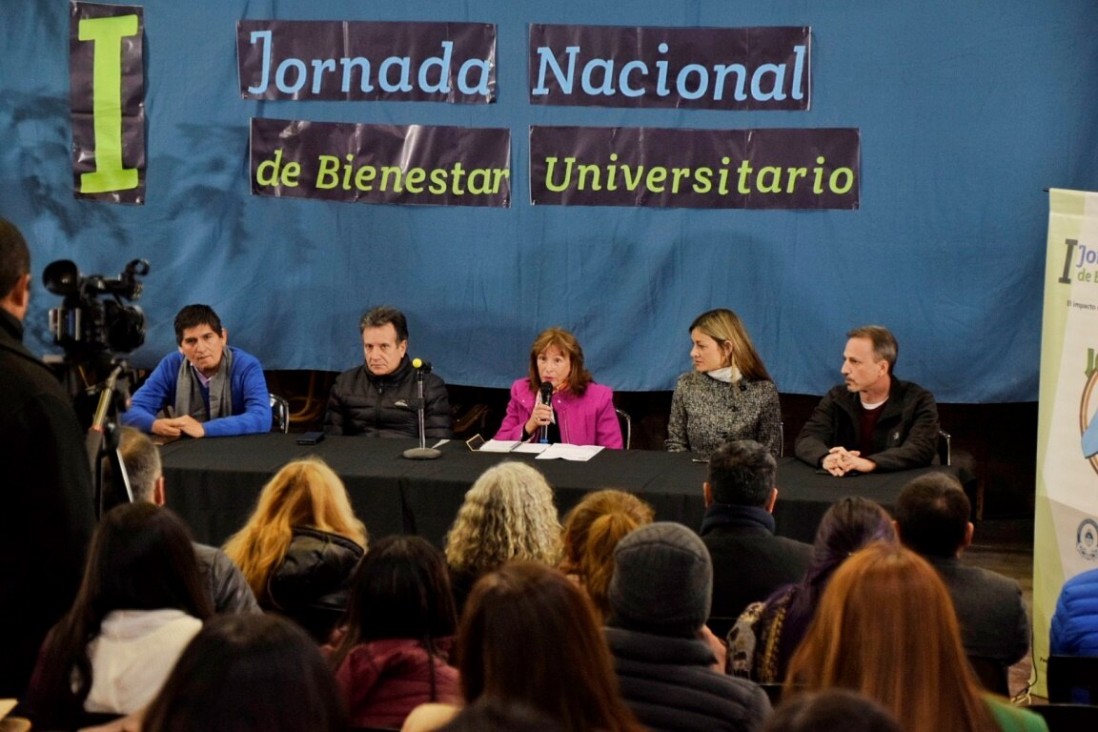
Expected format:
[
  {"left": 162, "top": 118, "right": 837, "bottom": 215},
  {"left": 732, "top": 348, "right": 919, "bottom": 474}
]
[{"left": 494, "top": 327, "right": 623, "bottom": 449}]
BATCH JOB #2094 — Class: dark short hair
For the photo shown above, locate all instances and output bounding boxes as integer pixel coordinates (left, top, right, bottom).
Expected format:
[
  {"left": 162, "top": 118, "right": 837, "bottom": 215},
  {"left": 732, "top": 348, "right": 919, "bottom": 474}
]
[
  {"left": 174, "top": 304, "right": 223, "bottom": 345},
  {"left": 118, "top": 426, "right": 162, "bottom": 503},
  {"left": 142, "top": 614, "right": 347, "bottom": 732},
  {"left": 0, "top": 217, "right": 30, "bottom": 298},
  {"left": 359, "top": 305, "right": 408, "bottom": 342},
  {"left": 707, "top": 439, "right": 776, "bottom": 507},
  {"left": 894, "top": 473, "right": 970, "bottom": 558},
  {"left": 847, "top": 325, "right": 898, "bottom": 373},
  {"left": 763, "top": 689, "right": 901, "bottom": 732}
]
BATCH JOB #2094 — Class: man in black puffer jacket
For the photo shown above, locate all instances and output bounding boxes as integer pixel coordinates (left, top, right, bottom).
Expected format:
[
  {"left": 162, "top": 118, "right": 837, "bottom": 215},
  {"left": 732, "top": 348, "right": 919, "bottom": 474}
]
[
  {"left": 606, "top": 522, "right": 770, "bottom": 732},
  {"left": 324, "top": 306, "right": 451, "bottom": 438}
]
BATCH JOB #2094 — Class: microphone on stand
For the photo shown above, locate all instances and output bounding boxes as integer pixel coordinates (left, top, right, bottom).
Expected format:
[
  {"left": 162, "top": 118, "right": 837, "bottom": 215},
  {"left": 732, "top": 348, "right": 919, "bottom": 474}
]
[
  {"left": 538, "top": 381, "right": 553, "bottom": 444},
  {"left": 402, "top": 358, "right": 441, "bottom": 460}
]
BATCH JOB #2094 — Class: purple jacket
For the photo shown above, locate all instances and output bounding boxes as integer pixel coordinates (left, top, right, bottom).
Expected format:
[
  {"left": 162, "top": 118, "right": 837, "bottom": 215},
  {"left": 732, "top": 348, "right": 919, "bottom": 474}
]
[{"left": 495, "top": 379, "right": 623, "bottom": 449}]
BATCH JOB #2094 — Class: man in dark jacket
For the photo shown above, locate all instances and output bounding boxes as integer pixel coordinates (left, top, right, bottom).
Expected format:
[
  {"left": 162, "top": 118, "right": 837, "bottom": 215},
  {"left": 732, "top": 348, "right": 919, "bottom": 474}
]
[
  {"left": 894, "top": 473, "right": 1029, "bottom": 669},
  {"left": 0, "top": 217, "right": 96, "bottom": 699},
  {"left": 701, "top": 440, "right": 811, "bottom": 632},
  {"left": 795, "top": 325, "right": 939, "bottom": 475},
  {"left": 117, "top": 426, "right": 260, "bottom": 615},
  {"left": 324, "top": 306, "right": 451, "bottom": 438},
  {"left": 606, "top": 522, "right": 770, "bottom": 732}
]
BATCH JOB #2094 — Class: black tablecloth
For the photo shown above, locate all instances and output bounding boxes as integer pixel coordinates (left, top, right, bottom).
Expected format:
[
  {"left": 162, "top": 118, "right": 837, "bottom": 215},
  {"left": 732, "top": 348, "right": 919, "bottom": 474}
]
[{"left": 159, "top": 435, "right": 965, "bottom": 548}]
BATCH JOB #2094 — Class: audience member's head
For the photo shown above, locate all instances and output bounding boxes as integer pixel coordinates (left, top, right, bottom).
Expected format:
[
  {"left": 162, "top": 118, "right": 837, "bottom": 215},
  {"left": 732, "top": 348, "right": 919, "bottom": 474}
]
[
  {"left": 894, "top": 473, "right": 972, "bottom": 558},
  {"left": 173, "top": 304, "right": 223, "bottom": 346},
  {"left": 30, "top": 503, "right": 212, "bottom": 721},
  {"left": 459, "top": 561, "right": 641, "bottom": 732},
  {"left": 764, "top": 689, "right": 901, "bottom": 732},
  {"left": 608, "top": 522, "right": 713, "bottom": 639},
  {"left": 142, "top": 614, "right": 347, "bottom": 732},
  {"left": 330, "top": 534, "right": 457, "bottom": 670},
  {"left": 802, "top": 496, "right": 896, "bottom": 595},
  {"left": 118, "top": 425, "right": 164, "bottom": 504},
  {"left": 560, "top": 489, "right": 654, "bottom": 621},
  {"left": 786, "top": 544, "right": 995, "bottom": 732},
  {"left": 706, "top": 439, "right": 778, "bottom": 508},
  {"left": 439, "top": 697, "right": 567, "bottom": 732},
  {"left": 223, "top": 457, "right": 367, "bottom": 598},
  {"left": 445, "top": 462, "right": 562, "bottom": 576},
  {"left": 0, "top": 217, "right": 30, "bottom": 317}
]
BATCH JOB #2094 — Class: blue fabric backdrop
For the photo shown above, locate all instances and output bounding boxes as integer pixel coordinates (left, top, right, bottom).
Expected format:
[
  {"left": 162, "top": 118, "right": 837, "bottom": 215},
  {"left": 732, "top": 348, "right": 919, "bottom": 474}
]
[{"left": 3, "top": 1, "right": 1096, "bottom": 401}]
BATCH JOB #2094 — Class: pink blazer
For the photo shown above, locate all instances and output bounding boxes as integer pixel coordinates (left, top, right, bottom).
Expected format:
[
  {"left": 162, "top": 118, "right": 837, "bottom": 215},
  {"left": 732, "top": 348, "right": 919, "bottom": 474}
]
[{"left": 494, "top": 379, "right": 623, "bottom": 449}]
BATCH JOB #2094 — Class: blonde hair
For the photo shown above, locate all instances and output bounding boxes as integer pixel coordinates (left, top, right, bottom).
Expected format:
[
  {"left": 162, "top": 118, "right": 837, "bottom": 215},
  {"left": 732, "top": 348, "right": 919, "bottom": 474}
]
[
  {"left": 223, "top": 458, "right": 367, "bottom": 598},
  {"left": 559, "top": 490, "right": 655, "bottom": 621},
  {"left": 785, "top": 543, "right": 997, "bottom": 732},
  {"left": 689, "top": 309, "right": 772, "bottom": 381},
  {"left": 445, "top": 462, "right": 562, "bottom": 574}
]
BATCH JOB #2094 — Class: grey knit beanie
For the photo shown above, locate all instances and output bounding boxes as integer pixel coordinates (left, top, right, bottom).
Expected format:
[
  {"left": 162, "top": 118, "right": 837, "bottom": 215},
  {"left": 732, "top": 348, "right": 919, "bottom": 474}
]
[{"left": 608, "top": 521, "right": 713, "bottom": 637}]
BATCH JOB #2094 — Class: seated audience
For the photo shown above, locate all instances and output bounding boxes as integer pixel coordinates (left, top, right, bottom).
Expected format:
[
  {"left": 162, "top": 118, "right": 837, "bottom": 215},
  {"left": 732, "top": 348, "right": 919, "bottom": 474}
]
[
  {"left": 701, "top": 440, "right": 811, "bottom": 628},
  {"left": 117, "top": 426, "right": 260, "bottom": 614},
  {"left": 142, "top": 614, "right": 347, "bottom": 732},
  {"left": 763, "top": 690, "right": 900, "bottom": 732},
  {"left": 794, "top": 325, "right": 939, "bottom": 475},
  {"left": 494, "top": 327, "right": 623, "bottom": 448},
  {"left": 785, "top": 544, "right": 1047, "bottom": 732},
  {"left": 330, "top": 535, "right": 460, "bottom": 729},
  {"left": 559, "top": 489, "right": 655, "bottom": 621},
  {"left": 730, "top": 496, "right": 895, "bottom": 682},
  {"left": 605, "top": 522, "right": 770, "bottom": 732},
  {"left": 895, "top": 473, "right": 1029, "bottom": 669},
  {"left": 325, "top": 306, "right": 452, "bottom": 438},
  {"left": 444, "top": 462, "right": 562, "bottom": 614},
  {"left": 223, "top": 457, "right": 367, "bottom": 641},
  {"left": 666, "top": 308, "right": 782, "bottom": 459},
  {"left": 403, "top": 561, "right": 643, "bottom": 732},
  {"left": 122, "top": 304, "right": 271, "bottom": 438},
  {"left": 1051, "top": 565, "right": 1098, "bottom": 655},
  {"left": 25, "top": 503, "right": 213, "bottom": 728}
]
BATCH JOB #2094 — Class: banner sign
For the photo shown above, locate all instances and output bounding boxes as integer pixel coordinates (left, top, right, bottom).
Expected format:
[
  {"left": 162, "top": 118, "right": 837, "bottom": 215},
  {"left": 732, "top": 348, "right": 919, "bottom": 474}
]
[
  {"left": 70, "top": 1, "right": 146, "bottom": 203},
  {"left": 529, "top": 25, "right": 810, "bottom": 110},
  {"left": 529, "top": 126, "right": 857, "bottom": 209},
  {"left": 1033, "top": 189, "right": 1098, "bottom": 694},
  {"left": 237, "top": 20, "right": 497, "bottom": 103},
  {"left": 250, "top": 118, "right": 511, "bottom": 207}
]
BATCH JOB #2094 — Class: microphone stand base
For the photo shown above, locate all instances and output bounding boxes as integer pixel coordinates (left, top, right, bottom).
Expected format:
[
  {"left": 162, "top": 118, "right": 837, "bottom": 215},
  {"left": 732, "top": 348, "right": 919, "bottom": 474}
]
[{"left": 403, "top": 447, "right": 442, "bottom": 460}]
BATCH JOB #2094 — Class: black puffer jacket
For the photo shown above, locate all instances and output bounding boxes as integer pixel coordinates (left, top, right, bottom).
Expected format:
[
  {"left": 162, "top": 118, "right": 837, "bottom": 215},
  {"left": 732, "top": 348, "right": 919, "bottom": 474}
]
[
  {"left": 605, "top": 626, "right": 770, "bottom": 732},
  {"left": 265, "top": 527, "right": 365, "bottom": 642},
  {"left": 324, "top": 357, "right": 452, "bottom": 438}
]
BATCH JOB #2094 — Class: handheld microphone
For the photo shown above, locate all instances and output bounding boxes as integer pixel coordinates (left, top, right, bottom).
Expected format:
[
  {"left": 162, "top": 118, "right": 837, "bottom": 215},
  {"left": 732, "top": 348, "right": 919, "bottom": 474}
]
[{"left": 538, "top": 381, "right": 553, "bottom": 444}]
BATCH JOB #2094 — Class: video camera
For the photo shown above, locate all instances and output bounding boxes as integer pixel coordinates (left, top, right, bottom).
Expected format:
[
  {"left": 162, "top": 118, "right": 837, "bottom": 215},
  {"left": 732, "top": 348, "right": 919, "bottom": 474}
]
[{"left": 42, "top": 258, "right": 149, "bottom": 356}]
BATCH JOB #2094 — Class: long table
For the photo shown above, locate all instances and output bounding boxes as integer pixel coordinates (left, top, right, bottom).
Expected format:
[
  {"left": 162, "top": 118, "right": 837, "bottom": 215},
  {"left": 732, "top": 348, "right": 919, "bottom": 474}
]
[{"left": 159, "top": 434, "right": 968, "bottom": 548}]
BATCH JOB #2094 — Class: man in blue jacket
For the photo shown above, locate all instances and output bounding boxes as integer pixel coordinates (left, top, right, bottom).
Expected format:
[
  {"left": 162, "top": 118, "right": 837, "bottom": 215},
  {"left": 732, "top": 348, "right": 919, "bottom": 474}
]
[{"left": 123, "top": 304, "right": 270, "bottom": 438}]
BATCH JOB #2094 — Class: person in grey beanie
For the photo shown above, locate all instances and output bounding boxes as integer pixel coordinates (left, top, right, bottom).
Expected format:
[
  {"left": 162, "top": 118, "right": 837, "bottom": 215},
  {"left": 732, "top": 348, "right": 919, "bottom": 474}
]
[{"left": 605, "top": 522, "right": 770, "bottom": 732}]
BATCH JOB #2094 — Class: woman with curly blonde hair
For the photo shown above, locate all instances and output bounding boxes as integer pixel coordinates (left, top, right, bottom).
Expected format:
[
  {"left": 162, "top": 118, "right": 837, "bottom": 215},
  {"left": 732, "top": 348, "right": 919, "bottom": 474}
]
[
  {"left": 224, "top": 457, "right": 367, "bottom": 641},
  {"left": 559, "top": 489, "right": 654, "bottom": 622},
  {"left": 444, "top": 462, "right": 562, "bottom": 614}
]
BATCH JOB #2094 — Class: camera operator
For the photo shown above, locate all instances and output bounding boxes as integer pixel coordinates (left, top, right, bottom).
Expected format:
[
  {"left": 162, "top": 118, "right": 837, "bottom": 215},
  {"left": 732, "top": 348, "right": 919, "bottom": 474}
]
[
  {"left": 121, "top": 304, "right": 271, "bottom": 438},
  {"left": 0, "top": 217, "right": 96, "bottom": 700}
]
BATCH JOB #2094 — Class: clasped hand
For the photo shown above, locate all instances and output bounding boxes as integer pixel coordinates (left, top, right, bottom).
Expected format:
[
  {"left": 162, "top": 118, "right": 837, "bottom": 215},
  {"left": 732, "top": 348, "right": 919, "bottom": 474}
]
[
  {"left": 822, "top": 447, "right": 874, "bottom": 476},
  {"left": 151, "top": 415, "right": 206, "bottom": 439},
  {"left": 524, "top": 402, "right": 554, "bottom": 436}
]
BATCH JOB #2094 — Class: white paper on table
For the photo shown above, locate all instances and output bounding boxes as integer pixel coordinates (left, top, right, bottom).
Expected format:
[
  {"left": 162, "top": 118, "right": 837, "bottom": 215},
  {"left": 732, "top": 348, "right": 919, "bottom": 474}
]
[
  {"left": 512, "top": 442, "right": 550, "bottom": 454},
  {"left": 477, "top": 439, "right": 520, "bottom": 453},
  {"left": 431, "top": 439, "right": 450, "bottom": 449},
  {"left": 534, "top": 443, "right": 604, "bottom": 461}
]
